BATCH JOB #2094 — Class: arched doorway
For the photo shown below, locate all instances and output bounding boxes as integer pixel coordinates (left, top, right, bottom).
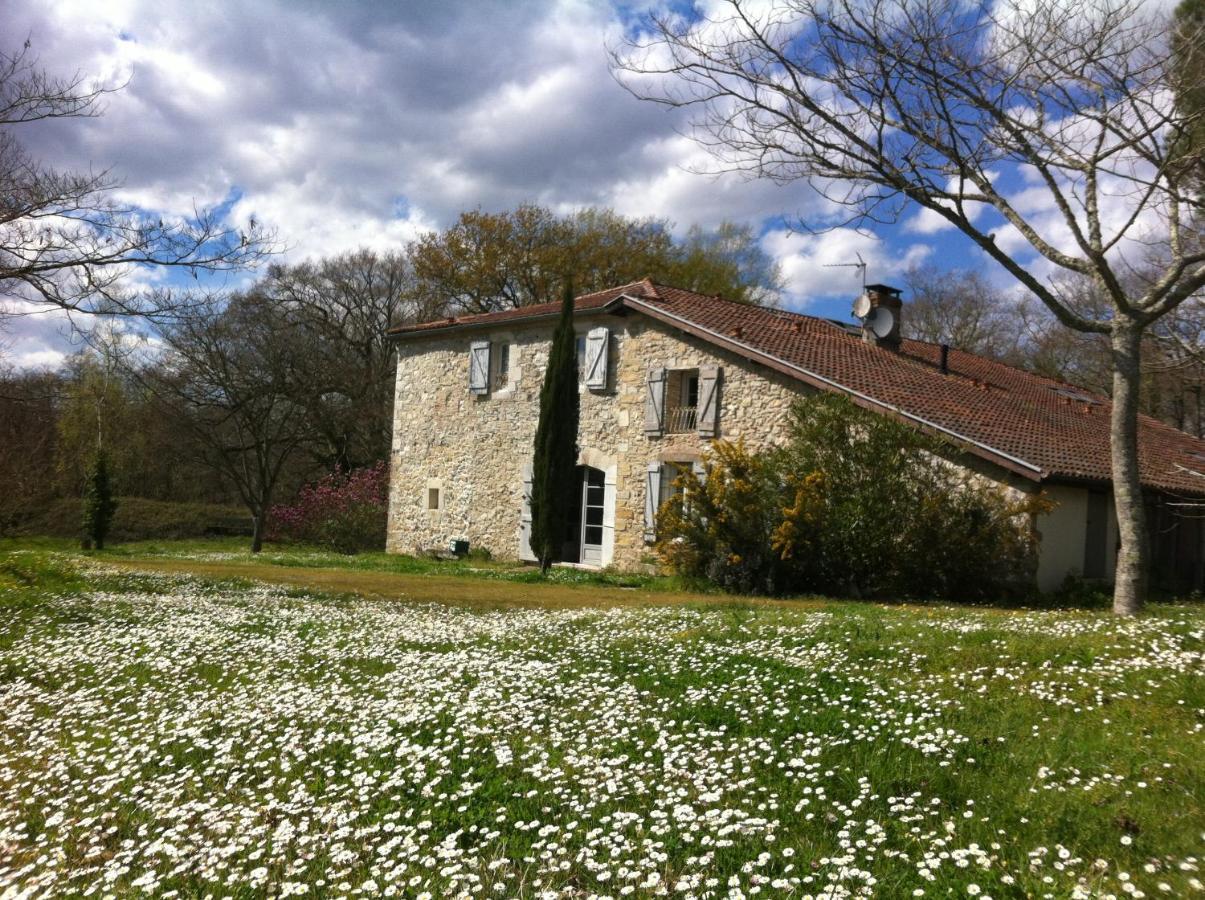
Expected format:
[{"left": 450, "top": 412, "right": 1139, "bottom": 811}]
[{"left": 563, "top": 465, "right": 606, "bottom": 566}]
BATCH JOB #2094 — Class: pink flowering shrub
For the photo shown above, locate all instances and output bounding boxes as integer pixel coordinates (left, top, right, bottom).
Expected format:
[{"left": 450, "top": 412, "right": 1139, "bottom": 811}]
[{"left": 268, "top": 462, "right": 389, "bottom": 554}]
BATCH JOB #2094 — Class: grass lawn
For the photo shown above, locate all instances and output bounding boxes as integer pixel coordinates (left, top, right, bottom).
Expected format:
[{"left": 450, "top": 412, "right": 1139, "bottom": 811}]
[{"left": 0, "top": 542, "right": 1201, "bottom": 898}]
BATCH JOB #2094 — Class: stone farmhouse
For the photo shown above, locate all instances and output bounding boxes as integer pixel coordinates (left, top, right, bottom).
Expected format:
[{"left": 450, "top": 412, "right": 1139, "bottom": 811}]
[{"left": 386, "top": 279, "right": 1205, "bottom": 592}]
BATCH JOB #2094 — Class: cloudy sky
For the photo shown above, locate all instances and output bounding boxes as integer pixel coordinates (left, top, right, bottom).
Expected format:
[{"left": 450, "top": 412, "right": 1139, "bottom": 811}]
[{"left": 2, "top": 0, "right": 1151, "bottom": 369}]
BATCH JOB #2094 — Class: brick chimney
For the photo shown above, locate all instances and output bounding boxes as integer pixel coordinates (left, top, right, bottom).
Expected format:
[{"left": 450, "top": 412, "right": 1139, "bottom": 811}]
[{"left": 860, "top": 283, "right": 903, "bottom": 349}]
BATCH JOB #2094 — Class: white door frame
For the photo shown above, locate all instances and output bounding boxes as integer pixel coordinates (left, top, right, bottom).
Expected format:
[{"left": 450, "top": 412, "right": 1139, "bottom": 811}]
[
  {"left": 579, "top": 467, "right": 606, "bottom": 567},
  {"left": 577, "top": 448, "right": 616, "bottom": 568}
]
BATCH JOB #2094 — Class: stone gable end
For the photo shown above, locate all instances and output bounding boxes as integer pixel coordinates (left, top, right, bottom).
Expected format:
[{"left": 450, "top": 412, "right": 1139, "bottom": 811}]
[{"left": 387, "top": 312, "right": 806, "bottom": 568}]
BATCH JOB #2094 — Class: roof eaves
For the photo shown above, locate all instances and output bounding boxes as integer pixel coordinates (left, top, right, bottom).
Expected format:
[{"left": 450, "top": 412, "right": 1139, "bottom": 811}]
[
  {"left": 387, "top": 295, "right": 628, "bottom": 341},
  {"left": 621, "top": 295, "right": 1046, "bottom": 482}
]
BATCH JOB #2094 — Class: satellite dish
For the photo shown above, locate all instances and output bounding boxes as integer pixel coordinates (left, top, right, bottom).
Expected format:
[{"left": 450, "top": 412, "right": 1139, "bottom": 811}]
[
  {"left": 852, "top": 292, "right": 872, "bottom": 318},
  {"left": 866, "top": 305, "right": 895, "bottom": 338}
]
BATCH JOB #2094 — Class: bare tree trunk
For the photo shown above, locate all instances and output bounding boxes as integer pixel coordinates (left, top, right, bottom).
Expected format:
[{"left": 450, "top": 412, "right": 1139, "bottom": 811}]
[
  {"left": 1110, "top": 320, "right": 1148, "bottom": 615},
  {"left": 251, "top": 508, "right": 266, "bottom": 554}
]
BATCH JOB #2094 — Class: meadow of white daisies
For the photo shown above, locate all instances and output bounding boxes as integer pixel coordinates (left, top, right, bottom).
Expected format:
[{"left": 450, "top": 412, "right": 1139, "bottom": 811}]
[{"left": 0, "top": 548, "right": 1201, "bottom": 899}]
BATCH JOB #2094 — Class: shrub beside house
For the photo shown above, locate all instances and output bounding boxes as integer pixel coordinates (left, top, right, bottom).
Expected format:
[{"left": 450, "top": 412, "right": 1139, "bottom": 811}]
[{"left": 655, "top": 394, "right": 1046, "bottom": 600}]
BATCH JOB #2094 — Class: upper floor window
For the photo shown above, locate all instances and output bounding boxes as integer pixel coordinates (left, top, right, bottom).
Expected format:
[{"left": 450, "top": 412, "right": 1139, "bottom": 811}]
[
  {"left": 666, "top": 369, "right": 700, "bottom": 433},
  {"left": 644, "top": 365, "right": 723, "bottom": 438},
  {"left": 492, "top": 343, "right": 511, "bottom": 390},
  {"left": 578, "top": 327, "right": 612, "bottom": 391},
  {"left": 469, "top": 339, "right": 514, "bottom": 396}
]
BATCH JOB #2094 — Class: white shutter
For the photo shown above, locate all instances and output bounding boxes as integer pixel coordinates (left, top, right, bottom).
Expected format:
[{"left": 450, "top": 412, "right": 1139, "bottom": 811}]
[
  {"left": 644, "top": 461, "right": 662, "bottom": 542},
  {"left": 602, "top": 466, "right": 617, "bottom": 567},
  {"left": 697, "top": 365, "right": 721, "bottom": 437},
  {"left": 584, "top": 326, "right": 609, "bottom": 391},
  {"left": 519, "top": 462, "right": 535, "bottom": 561},
  {"left": 468, "top": 340, "right": 490, "bottom": 394},
  {"left": 644, "top": 368, "right": 667, "bottom": 437}
]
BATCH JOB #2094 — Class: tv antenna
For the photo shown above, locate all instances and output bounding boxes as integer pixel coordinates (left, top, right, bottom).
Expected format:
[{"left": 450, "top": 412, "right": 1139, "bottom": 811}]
[{"left": 823, "top": 251, "right": 867, "bottom": 289}]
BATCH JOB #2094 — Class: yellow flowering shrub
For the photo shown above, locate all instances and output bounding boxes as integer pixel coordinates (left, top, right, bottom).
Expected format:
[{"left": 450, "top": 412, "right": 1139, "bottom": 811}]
[
  {"left": 655, "top": 394, "right": 1046, "bottom": 601},
  {"left": 655, "top": 440, "right": 795, "bottom": 594}
]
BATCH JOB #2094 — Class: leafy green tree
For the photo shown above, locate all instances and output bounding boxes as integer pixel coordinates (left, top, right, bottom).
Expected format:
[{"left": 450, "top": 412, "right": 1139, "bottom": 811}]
[
  {"left": 56, "top": 353, "right": 135, "bottom": 497},
  {"left": 0, "top": 366, "right": 62, "bottom": 535},
  {"left": 81, "top": 450, "right": 117, "bottom": 550},
  {"left": 529, "top": 283, "right": 581, "bottom": 574},
  {"left": 671, "top": 222, "right": 782, "bottom": 305},
  {"left": 408, "top": 205, "right": 782, "bottom": 314},
  {"left": 776, "top": 394, "right": 1037, "bottom": 599}
]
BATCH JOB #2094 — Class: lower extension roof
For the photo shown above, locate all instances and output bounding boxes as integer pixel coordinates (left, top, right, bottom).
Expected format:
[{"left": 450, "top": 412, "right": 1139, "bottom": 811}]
[{"left": 388, "top": 279, "right": 1205, "bottom": 498}]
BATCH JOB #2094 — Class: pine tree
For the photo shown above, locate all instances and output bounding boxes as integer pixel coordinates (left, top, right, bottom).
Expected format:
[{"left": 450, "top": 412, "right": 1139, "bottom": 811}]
[
  {"left": 530, "top": 282, "right": 580, "bottom": 573},
  {"left": 81, "top": 450, "right": 118, "bottom": 551}
]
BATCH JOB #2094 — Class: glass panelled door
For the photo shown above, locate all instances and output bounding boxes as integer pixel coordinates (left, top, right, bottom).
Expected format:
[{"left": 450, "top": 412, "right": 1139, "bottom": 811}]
[{"left": 580, "top": 467, "right": 605, "bottom": 567}]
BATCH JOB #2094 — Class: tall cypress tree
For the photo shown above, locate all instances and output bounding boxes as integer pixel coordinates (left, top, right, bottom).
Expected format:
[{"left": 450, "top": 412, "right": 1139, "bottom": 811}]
[{"left": 530, "top": 282, "right": 580, "bottom": 573}]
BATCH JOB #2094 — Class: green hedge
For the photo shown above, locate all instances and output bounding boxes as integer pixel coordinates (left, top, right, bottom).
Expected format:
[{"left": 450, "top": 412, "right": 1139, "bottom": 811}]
[{"left": 21, "top": 497, "right": 252, "bottom": 542}]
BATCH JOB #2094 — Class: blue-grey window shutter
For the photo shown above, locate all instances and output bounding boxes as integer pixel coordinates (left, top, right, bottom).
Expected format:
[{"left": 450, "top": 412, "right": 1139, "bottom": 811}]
[
  {"left": 644, "top": 461, "right": 662, "bottom": 542},
  {"left": 644, "top": 368, "right": 667, "bottom": 436},
  {"left": 697, "top": 365, "right": 721, "bottom": 438},
  {"left": 584, "top": 326, "right": 609, "bottom": 391},
  {"left": 469, "top": 340, "right": 490, "bottom": 394}
]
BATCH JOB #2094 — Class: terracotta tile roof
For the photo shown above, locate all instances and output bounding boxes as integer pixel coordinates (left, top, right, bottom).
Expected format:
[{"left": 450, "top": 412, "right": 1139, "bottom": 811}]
[
  {"left": 388, "top": 280, "right": 1205, "bottom": 496},
  {"left": 386, "top": 281, "right": 643, "bottom": 335}
]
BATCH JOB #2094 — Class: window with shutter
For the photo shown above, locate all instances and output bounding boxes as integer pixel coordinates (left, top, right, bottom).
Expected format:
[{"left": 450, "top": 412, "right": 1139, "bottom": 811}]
[
  {"left": 659, "top": 460, "right": 704, "bottom": 513},
  {"left": 644, "top": 368, "right": 667, "bottom": 437},
  {"left": 644, "top": 461, "right": 662, "bottom": 542},
  {"left": 584, "top": 326, "right": 609, "bottom": 390},
  {"left": 697, "top": 366, "right": 722, "bottom": 437},
  {"left": 468, "top": 340, "right": 490, "bottom": 394},
  {"left": 492, "top": 343, "right": 511, "bottom": 390},
  {"left": 575, "top": 336, "right": 587, "bottom": 381}
]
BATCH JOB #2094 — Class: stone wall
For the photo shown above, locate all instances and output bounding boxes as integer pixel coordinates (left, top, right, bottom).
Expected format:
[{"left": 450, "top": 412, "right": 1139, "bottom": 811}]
[
  {"left": 387, "top": 309, "right": 1085, "bottom": 583},
  {"left": 387, "top": 312, "right": 806, "bottom": 569}
]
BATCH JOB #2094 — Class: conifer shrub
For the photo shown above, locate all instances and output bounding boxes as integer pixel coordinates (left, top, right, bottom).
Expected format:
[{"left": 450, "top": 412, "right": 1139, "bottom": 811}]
[
  {"left": 81, "top": 451, "right": 118, "bottom": 551},
  {"left": 268, "top": 462, "right": 389, "bottom": 554},
  {"left": 656, "top": 394, "right": 1046, "bottom": 601}
]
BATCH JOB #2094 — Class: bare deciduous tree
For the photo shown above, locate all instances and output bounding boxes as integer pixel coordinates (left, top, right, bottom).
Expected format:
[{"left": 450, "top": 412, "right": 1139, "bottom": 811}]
[
  {"left": 0, "top": 362, "right": 62, "bottom": 533},
  {"left": 902, "top": 264, "right": 1022, "bottom": 359},
  {"left": 147, "top": 293, "right": 312, "bottom": 552},
  {"left": 0, "top": 41, "right": 277, "bottom": 319},
  {"left": 264, "top": 250, "right": 418, "bottom": 471},
  {"left": 614, "top": 0, "right": 1205, "bottom": 614}
]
